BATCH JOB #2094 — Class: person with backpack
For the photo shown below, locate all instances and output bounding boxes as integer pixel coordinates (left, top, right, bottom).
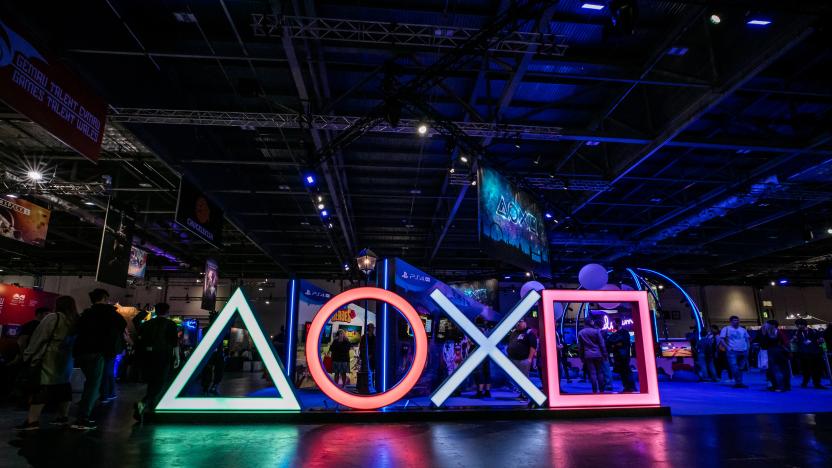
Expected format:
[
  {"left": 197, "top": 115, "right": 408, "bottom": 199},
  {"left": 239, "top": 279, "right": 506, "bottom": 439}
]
[
  {"left": 134, "top": 302, "right": 180, "bottom": 421},
  {"left": 15, "top": 297, "right": 79, "bottom": 431},
  {"left": 72, "top": 289, "right": 126, "bottom": 430},
  {"left": 695, "top": 328, "right": 718, "bottom": 382}
]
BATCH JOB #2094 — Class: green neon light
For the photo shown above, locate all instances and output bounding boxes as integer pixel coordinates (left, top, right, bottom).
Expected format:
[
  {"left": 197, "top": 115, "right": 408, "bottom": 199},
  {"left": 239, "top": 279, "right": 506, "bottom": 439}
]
[{"left": 156, "top": 288, "right": 301, "bottom": 412}]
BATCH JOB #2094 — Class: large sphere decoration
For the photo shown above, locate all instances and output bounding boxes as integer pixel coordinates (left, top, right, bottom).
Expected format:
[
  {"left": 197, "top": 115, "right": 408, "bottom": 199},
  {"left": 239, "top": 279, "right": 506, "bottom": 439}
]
[
  {"left": 598, "top": 283, "right": 621, "bottom": 309},
  {"left": 578, "top": 263, "right": 608, "bottom": 290},
  {"left": 554, "top": 302, "right": 565, "bottom": 320},
  {"left": 620, "top": 283, "right": 634, "bottom": 308},
  {"left": 520, "top": 280, "right": 545, "bottom": 299}
]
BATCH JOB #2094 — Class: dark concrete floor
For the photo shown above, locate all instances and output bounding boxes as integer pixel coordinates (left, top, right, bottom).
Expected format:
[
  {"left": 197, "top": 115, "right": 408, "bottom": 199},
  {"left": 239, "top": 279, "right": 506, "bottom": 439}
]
[{"left": 4, "top": 374, "right": 832, "bottom": 467}]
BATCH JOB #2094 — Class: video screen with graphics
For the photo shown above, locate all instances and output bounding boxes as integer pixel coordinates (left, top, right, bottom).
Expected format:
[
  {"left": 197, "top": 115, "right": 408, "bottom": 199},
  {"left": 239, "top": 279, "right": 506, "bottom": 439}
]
[
  {"left": 478, "top": 166, "right": 550, "bottom": 276},
  {"left": 128, "top": 246, "right": 147, "bottom": 278},
  {"left": 337, "top": 324, "right": 363, "bottom": 345},
  {"left": 0, "top": 196, "right": 51, "bottom": 247}
]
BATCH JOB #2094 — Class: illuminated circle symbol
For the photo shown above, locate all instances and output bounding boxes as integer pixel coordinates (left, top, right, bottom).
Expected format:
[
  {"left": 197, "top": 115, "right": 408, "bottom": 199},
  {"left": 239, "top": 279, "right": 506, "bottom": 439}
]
[{"left": 305, "top": 287, "right": 428, "bottom": 410}]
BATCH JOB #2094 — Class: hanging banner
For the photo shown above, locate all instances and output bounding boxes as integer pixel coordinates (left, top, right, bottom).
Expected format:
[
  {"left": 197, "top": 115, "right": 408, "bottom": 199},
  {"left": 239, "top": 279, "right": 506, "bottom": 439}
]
[
  {"left": 175, "top": 179, "right": 223, "bottom": 248},
  {"left": 478, "top": 166, "right": 550, "bottom": 276},
  {"left": 201, "top": 259, "right": 219, "bottom": 311},
  {"left": 0, "top": 17, "right": 106, "bottom": 162},
  {"left": 127, "top": 246, "right": 148, "bottom": 278},
  {"left": 0, "top": 196, "right": 50, "bottom": 247},
  {"left": 96, "top": 202, "right": 134, "bottom": 288}
]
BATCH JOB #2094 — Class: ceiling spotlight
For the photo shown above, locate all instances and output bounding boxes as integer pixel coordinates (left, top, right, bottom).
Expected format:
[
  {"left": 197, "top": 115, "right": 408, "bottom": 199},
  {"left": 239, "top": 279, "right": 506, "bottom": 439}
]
[
  {"left": 545, "top": 212, "right": 553, "bottom": 219},
  {"left": 321, "top": 210, "right": 329, "bottom": 217},
  {"left": 317, "top": 203, "right": 325, "bottom": 210},
  {"left": 344, "top": 263, "right": 350, "bottom": 271},
  {"left": 514, "top": 143, "right": 521, "bottom": 149},
  {"left": 26, "top": 170, "right": 43, "bottom": 181},
  {"left": 525, "top": 272, "right": 531, "bottom": 277},
  {"left": 460, "top": 156, "right": 468, "bottom": 163},
  {"left": 778, "top": 279, "right": 789, "bottom": 285},
  {"left": 826, "top": 228, "right": 832, "bottom": 235},
  {"left": 258, "top": 287, "right": 263, "bottom": 291},
  {"left": 770, "top": 281, "right": 776, "bottom": 286},
  {"left": 317, "top": 195, "right": 323, "bottom": 202},
  {"left": 581, "top": 3, "right": 605, "bottom": 11},
  {"left": 156, "top": 286, "right": 163, "bottom": 290},
  {"left": 417, "top": 124, "right": 428, "bottom": 135},
  {"left": 471, "top": 180, "right": 477, "bottom": 186},
  {"left": 328, "top": 223, "right": 334, "bottom": 229},
  {"left": 504, "top": 275, "right": 511, "bottom": 280},
  {"left": 265, "top": 300, "right": 270, "bottom": 305},
  {"left": 304, "top": 174, "right": 316, "bottom": 186},
  {"left": 709, "top": 14, "right": 721, "bottom": 25},
  {"left": 658, "top": 284, "right": 665, "bottom": 290},
  {"left": 449, "top": 168, "right": 455, "bottom": 174},
  {"left": 84, "top": 201, "right": 95, "bottom": 206},
  {"left": 6, "top": 194, "right": 18, "bottom": 198},
  {"left": 747, "top": 19, "right": 772, "bottom": 27}
]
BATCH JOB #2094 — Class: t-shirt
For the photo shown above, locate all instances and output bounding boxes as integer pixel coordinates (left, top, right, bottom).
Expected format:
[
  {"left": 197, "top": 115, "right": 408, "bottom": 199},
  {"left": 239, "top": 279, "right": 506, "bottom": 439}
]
[
  {"left": 507, "top": 329, "right": 537, "bottom": 360},
  {"left": 138, "top": 317, "right": 178, "bottom": 352},
  {"left": 329, "top": 339, "right": 351, "bottom": 363},
  {"left": 719, "top": 326, "right": 749, "bottom": 352}
]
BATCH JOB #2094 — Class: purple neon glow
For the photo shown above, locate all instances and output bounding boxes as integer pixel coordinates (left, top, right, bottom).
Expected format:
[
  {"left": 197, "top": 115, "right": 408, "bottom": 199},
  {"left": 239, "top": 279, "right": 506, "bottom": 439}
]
[{"left": 747, "top": 19, "right": 771, "bottom": 26}]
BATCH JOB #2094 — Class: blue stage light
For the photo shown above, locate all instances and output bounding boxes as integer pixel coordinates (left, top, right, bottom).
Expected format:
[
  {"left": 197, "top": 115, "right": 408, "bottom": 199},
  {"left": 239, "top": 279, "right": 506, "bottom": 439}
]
[
  {"left": 581, "top": 3, "right": 605, "bottom": 10},
  {"left": 321, "top": 210, "right": 329, "bottom": 217},
  {"left": 545, "top": 212, "right": 553, "bottom": 219},
  {"left": 747, "top": 19, "right": 771, "bottom": 26},
  {"left": 778, "top": 279, "right": 789, "bottom": 285},
  {"left": 304, "top": 174, "right": 316, "bottom": 185}
]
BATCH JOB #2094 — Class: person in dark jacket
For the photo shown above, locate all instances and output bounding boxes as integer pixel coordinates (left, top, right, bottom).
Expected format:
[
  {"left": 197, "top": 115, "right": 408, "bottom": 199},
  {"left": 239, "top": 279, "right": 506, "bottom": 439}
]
[
  {"left": 578, "top": 318, "right": 607, "bottom": 394},
  {"left": 607, "top": 318, "right": 635, "bottom": 392},
  {"left": 758, "top": 320, "right": 791, "bottom": 391},
  {"left": 72, "top": 289, "right": 126, "bottom": 430},
  {"left": 134, "top": 303, "right": 179, "bottom": 421},
  {"left": 792, "top": 319, "right": 827, "bottom": 389}
]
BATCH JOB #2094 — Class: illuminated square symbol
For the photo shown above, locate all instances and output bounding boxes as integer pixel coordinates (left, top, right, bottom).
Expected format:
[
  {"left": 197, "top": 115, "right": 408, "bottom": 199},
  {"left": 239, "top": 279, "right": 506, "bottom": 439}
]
[{"left": 539, "top": 289, "right": 660, "bottom": 409}]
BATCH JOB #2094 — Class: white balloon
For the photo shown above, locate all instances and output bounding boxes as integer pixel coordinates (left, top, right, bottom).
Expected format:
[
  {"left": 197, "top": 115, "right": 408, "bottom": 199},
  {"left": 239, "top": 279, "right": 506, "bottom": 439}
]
[{"left": 578, "top": 263, "right": 608, "bottom": 290}]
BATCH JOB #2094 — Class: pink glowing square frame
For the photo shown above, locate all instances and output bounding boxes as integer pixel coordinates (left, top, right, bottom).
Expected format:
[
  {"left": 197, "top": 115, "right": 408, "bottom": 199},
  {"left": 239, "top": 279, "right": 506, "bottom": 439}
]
[{"left": 540, "top": 289, "right": 660, "bottom": 409}]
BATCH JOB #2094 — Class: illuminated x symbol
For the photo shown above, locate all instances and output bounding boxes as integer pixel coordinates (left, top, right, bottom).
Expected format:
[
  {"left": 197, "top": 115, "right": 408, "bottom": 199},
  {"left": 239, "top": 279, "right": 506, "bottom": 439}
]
[{"left": 429, "top": 289, "right": 547, "bottom": 407}]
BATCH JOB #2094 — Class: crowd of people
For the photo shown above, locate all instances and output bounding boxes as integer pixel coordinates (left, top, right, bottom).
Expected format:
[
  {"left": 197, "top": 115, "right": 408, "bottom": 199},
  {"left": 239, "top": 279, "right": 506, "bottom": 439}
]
[{"left": 9, "top": 288, "right": 184, "bottom": 431}]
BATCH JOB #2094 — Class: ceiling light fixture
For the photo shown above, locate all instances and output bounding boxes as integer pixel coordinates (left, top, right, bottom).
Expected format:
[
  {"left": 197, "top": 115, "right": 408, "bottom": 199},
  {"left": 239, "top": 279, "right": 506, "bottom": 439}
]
[
  {"left": 460, "top": 156, "right": 468, "bottom": 163},
  {"left": 581, "top": 3, "right": 605, "bottom": 11},
  {"left": 26, "top": 170, "right": 43, "bottom": 181},
  {"left": 417, "top": 124, "right": 428, "bottom": 135},
  {"left": 709, "top": 14, "right": 721, "bottom": 25},
  {"left": 747, "top": 19, "right": 772, "bottom": 26}
]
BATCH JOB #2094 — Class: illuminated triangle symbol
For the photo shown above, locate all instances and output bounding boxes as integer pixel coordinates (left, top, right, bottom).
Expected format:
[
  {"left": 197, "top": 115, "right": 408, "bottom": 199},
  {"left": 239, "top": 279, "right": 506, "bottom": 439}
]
[{"left": 156, "top": 288, "right": 301, "bottom": 412}]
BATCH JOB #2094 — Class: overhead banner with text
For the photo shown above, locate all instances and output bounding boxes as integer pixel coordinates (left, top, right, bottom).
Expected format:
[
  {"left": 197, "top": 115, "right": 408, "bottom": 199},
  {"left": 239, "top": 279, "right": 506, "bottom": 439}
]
[
  {"left": 0, "top": 17, "right": 106, "bottom": 162},
  {"left": 0, "top": 196, "right": 50, "bottom": 247},
  {"left": 96, "top": 202, "right": 135, "bottom": 288},
  {"left": 478, "top": 166, "right": 550, "bottom": 277},
  {"left": 175, "top": 179, "right": 223, "bottom": 248}
]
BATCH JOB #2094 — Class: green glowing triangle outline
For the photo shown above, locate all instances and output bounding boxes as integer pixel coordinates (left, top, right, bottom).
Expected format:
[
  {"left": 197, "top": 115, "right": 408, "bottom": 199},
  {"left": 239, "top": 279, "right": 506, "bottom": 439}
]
[{"left": 156, "top": 288, "right": 301, "bottom": 412}]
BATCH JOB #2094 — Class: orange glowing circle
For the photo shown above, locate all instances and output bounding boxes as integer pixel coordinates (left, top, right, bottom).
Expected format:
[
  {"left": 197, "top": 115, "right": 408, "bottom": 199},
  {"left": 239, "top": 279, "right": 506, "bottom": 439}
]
[{"left": 305, "top": 287, "right": 428, "bottom": 410}]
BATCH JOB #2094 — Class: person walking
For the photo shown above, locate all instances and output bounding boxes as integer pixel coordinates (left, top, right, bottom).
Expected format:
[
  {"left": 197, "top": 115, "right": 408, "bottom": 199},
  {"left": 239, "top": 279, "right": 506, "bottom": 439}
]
[
  {"left": 607, "top": 318, "right": 635, "bottom": 392},
  {"left": 328, "top": 330, "right": 351, "bottom": 388},
  {"left": 759, "top": 320, "right": 791, "bottom": 392},
  {"left": 578, "top": 318, "right": 607, "bottom": 394},
  {"left": 134, "top": 303, "right": 180, "bottom": 422},
  {"left": 14, "top": 297, "right": 79, "bottom": 431},
  {"left": 719, "top": 316, "right": 750, "bottom": 388},
  {"left": 72, "top": 289, "right": 127, "bottom": 430},
  {"left": 507, "top": 318, "right": 538, "bottom": 400},
  {"left": 695, "top": 328, "right": 718, "bottom": 382},
  {"left": 792, "top": 318, "right": 827, "bottom": 389}
]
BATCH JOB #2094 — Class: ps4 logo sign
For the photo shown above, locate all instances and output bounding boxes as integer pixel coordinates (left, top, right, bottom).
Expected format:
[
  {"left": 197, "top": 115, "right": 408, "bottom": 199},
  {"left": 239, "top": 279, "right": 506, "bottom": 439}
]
[
  {"left": 401, "top": 271, "right": 431, "bottom": 283},
  {"left": 495, "top": 196, "right": 538, "bottom": 235},
  {"left": 303, "top": 289, "right": 331, "bottom": 299}
]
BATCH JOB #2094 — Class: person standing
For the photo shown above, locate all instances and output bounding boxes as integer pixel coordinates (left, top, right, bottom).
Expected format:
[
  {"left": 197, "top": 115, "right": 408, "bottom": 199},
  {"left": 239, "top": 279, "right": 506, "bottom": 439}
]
[
  {"left": 16, "top": 307, "right": 50, "bottom": 359},
  {"left": 792, "top": 318, "right": 827, "bottom": 389},
  {"left": 72, "top": 289, "right": 127, "bottom": 430},
  {"left": 14, "top": 297, "right": 79, "bottom": 431},
  {"left": 719, "top": 316, "right": 750, "bottom": 389},
  {"left": 695, "top": 327, "right": 718, "bottom": 382},
  {"left": 759, "top": 320, "right": 791, "bottom": 392},
  {"left": 578, "top": 318, "right": 607, "bottom": 393},
  {"left": 134, "top": 303, "right": 180, "bottom": 421},
  {"left": 328, "top": 330, "right": 351, "bottom": 388},
  {"left": 607, "top": 318, "right": 635, "bottom": 392},
  {"left": 473, "top": 316, "right": 492, "bottom": 398},
  {"left": 507, "top": 318, "right": 537, "bottom": 399},
  {"left": 359, "top": 323, "right": 377, "bottom": 392}
]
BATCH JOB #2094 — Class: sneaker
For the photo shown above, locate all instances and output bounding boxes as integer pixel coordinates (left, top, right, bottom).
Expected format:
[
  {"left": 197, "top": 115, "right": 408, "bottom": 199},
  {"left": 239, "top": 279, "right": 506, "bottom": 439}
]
[
  {"left": 13, "top": 421, "right": 39, "bottom": 431},
  {"left": 71, "top": 419, "right": 98, "bottom": 430},
  {"left": 50, "top": 417, "right": 70, "bottom": 427}
]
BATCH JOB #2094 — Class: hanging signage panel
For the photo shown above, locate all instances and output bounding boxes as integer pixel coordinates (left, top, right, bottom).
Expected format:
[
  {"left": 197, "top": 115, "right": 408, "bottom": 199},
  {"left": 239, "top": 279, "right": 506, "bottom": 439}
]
[
  {"left": 0, "top": 17, "right": 106, "bottom": 162},
  {"left": 175, "top": 179, "right": 223, "bottom": 248}
]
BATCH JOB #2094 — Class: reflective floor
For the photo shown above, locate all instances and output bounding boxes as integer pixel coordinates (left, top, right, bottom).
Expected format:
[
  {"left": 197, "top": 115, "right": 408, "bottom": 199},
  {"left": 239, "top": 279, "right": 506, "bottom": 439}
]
[{"left": 3, "top": 373, "right": 832, "bottom": 467}]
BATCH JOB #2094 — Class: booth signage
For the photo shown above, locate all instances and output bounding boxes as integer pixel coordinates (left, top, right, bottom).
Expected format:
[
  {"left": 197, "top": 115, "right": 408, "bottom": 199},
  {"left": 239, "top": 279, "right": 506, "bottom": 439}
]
[
  {"left": 157, "top": 287, "right": 659, "bottom": 413},
  {"left": 0, "top": 17, "right": 107, "bottom": 162}
]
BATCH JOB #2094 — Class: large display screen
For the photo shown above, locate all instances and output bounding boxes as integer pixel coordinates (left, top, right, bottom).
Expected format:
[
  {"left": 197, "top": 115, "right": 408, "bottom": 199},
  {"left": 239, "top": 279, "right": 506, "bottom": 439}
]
[
  {"left": 201, "top": 259, "right": 219, "bottom": 311},
  {"left": 0, "top": 283, "right": 59, "bottom": 327},
  {"left": 478, "top": 166, "right": 550, "bottom": 276},
  {"left": 127, "top": 246, "right": 148, "bottom": 278},
  {"left": 175, "top": 178, "right": 223, "bottom": 248},
  {"left": 95, "top": 202, "right": 134, "bottom": 288},
  {"left": 0, "top": 196, "right": 51, "bottom": 247},
  {"left": 450, "top": 279, "right": 499, "bottom": 308}
]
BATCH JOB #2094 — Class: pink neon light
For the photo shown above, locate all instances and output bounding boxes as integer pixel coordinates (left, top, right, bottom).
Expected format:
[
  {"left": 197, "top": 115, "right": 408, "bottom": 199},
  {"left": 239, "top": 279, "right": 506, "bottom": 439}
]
[
  {"left": 305, "top": 287, "right": 428, "bottom": 410},
  {"left": 540, "top": 289, "right": 660, "bottom": 408}
]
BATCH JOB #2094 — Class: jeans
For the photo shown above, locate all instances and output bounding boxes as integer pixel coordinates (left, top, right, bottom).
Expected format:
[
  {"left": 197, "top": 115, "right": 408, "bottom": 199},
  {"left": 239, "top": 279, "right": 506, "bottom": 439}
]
[
  {"left": 695, "top": 352, "right": 717, "bottom": 381},
  {"left": 583, "top": 357, "right": 605, "bottom": 393},
  {"left": 766, "top": 347, "right": 790, "bottom": 390},
  {"left": 141, "top": 351, "right": 172, "bottom": 411},
  {"left": 76, "top": 353, "right": 106, "bottom": 420},
  {"left": 726, "top": 350, "right": 748, "bottom": 385},
  {"left": 510, "top": 358, "right": 531, "bottom": 395}
]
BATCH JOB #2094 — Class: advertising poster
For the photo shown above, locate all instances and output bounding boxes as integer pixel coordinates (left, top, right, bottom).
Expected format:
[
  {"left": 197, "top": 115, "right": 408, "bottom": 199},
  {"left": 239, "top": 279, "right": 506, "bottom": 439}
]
[
  {"left": 127, "top": 246, "right": 148, "bottom": 278},
  {"left": 0, "top": 17, "right": 106, "bottom": 162},
  {"left": 95, "top": 202, "right": 134, "bottom": 288},
  {"left": 175, "top": 179, "right": 223, "bottom": 248},
  {"left": 450, "top": 279, "right": 499, "bottom": 309},
  {"left": 337, "top": 324, "right": 363, "bottom": 345},
  {"left": 478, "top": 166, "right": 550, "bottom": 276},
  {"left": 0, "top": 283, "right": 59, "bottom": 327},
  {"left": 201, "top": 259, "right": 219, "bottom": 311},
  {"left": 0, "top": 196, "right": 50, "bottom": 247}
]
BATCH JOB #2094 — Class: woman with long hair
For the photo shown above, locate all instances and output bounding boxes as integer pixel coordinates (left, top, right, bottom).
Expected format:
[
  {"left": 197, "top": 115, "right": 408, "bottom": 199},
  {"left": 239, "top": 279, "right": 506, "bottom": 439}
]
[{"left": 15, "top": 296, "right": 80, "bottom": 430}]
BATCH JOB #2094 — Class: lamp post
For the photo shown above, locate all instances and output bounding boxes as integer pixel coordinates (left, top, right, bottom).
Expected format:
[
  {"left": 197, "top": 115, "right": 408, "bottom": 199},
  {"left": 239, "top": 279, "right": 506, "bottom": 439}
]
[{"left": 355, "top": 248, "right": 377, "bottom": 394}]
